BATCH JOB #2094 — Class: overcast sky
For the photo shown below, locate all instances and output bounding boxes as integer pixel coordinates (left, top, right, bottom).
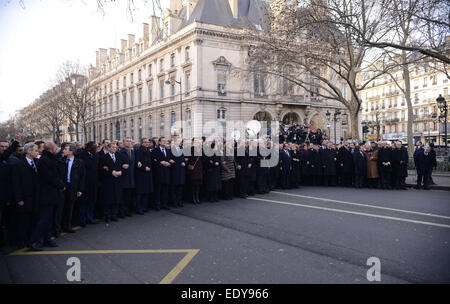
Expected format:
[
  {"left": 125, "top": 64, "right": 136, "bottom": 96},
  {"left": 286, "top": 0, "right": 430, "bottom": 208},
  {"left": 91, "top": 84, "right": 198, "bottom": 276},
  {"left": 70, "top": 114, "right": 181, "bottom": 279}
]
[{"left": 0, "top": 0, "right": 166, "bottom": 122}]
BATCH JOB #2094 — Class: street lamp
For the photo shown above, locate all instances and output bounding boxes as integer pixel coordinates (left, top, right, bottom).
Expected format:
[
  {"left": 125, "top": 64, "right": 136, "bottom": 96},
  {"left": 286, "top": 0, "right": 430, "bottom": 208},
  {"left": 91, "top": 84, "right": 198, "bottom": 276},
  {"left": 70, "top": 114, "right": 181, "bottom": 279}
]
[
  {"left": 166, "top": 78, "right": 183, "bottom": 139},
  {"left": 333, "top": 110, "right": 341, "bottom": 144},
  {"left": 437, "top": 94, "right": 447, "bottom": 154},
  {"left": 429, "top": 112, "right": 437, "bottom": 144},
  {"left": 325, "top": 110, "right": 331, "bottom": 141}
]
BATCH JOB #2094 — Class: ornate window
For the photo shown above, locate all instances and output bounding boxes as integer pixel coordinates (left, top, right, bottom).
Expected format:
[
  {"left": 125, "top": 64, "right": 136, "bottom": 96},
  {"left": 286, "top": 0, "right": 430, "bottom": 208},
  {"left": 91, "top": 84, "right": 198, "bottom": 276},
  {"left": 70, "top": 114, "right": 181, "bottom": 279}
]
[{"left": 212, "top": 56, "right": 231, "bottom": 96}]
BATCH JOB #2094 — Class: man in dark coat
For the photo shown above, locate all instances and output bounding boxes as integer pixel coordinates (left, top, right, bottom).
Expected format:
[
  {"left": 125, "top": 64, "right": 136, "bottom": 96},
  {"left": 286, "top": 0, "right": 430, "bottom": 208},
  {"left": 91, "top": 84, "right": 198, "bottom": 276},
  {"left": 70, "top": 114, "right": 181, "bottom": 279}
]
[
  {"left": 290, "top": 145, "right": 301, "bottom": 188},
  {"left": 236, "top": 141, "right": 252, "bottom": 198},
  {"left": 353, "top": 145, "right": 366, "bottom": 188},
  {"left": 299, "top": 143, "right": 310, "bottom": 185},
  {"left": 11, "top": 143, "right": 39, "bottom": 249},
  {"left": 308, "top": 144, "right": 323, "bottom": 186},
  {"left": 62, "top": 144, "right": 85, "bottom": 233},
  {"left": 117, "top": 137, "right": 135, "bottom": 217},
  {"left": 99, "top": 142, "right": 124, "bottom": 222},
  {"left": 415, "top": 146, "right": 435, "bottom": 190},
  {"left": 247, "top": 142, "right": 258, "bottom": 196},
  {"left": 169, "top": 140, "right": 186, "bottom": 207},
  {"left": 338, "top": 141, "right": 354, "bottom": 187},
  {"left": 391, "top": 141, "right": 409, "bottom": 190},
  {"left": 135, "top": 138, "right": 154, "bottom": 214},
  {"left": 77, "top": 142, "right": 99, "bottom": 226},
  {"left": 322, "top": 142, "right": 337, "bottom": 186},
  {"left": 378, "top": 142, "right": 393, "bottom": 189},
  {"left": 29, "top": 143, "right": 66, "bottom": 251},
  {"left": 52, "top": 144, "right": 69, "bottom": 237},
  {"left": 256, "top": 141, "right": 271, "bottom": 194},
  {"left": 152, "top": 137, "right": 172, "bottom": 210},
  {"left": 279, "top": 143, "right": 292, "bottom": 189}
]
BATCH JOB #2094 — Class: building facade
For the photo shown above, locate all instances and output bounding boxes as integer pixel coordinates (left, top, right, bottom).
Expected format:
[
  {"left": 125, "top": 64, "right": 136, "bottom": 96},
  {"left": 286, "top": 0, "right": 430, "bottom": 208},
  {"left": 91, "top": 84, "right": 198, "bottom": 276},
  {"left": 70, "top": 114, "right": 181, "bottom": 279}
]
[
  {"left": 360, "top": 60, "right": 449, "bottom": 145},
  {"left": 86, "top": 0, "right": 348, "bottom": 143}
]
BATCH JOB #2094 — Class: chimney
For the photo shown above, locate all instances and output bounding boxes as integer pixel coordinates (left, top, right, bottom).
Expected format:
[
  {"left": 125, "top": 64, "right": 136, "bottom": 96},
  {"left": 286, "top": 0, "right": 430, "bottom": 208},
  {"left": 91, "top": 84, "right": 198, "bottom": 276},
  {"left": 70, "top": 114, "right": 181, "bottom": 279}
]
[
  {"left": 150, "top": 16, "right": 161, "bottom": 42},
  {"left": 121, "top": 39, "right": 128, "bottom": 52},
  {"left": 109, "top": 48, "right": 117, "bottom": 59},
  {"left": 186, "top": 0, "right": 198, "bottom": 20},
  {"left": 229, "top": 0, "right": 238, "bottom": 18},
  {"left": 128, "top": 34, "right": 135, "bottom": 48},
  {"left": 99, "top": 48, "right": 108, "bottom": 65},
  {"left": 96, "top": 50, "right": 100, "bottom": 68},
  {"left": 143, "top": 23, "right": 149, "bottom": 41},
  {"left": 169, "top": 0, "right": 182, "bottom": 14}
]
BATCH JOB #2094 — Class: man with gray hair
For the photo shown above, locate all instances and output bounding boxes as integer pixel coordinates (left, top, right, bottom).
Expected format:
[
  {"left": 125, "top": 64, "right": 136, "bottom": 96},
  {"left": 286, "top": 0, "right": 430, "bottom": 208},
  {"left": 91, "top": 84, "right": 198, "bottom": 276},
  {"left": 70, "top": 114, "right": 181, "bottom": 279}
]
[
  {"left": 11, "top": 143, "right": 39, "bottom": 249},
  {"left": 61, "top": 144, "right": 85, "bottom": 233}
]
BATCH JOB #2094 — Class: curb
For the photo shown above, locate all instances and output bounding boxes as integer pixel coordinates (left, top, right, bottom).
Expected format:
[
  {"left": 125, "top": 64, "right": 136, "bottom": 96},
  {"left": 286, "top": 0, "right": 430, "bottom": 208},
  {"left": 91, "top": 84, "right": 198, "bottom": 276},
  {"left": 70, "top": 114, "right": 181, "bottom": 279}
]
[{"left": 405, "top": 184, "right": 450, "bottom": 191}]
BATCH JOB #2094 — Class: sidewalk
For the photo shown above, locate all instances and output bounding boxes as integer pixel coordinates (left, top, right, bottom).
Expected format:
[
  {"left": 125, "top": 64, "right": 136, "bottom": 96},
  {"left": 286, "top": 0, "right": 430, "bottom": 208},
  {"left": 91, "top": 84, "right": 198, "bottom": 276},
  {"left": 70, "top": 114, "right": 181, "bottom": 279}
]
[{"left": 406, "top": 171, "right": 450, "bottom": 190}]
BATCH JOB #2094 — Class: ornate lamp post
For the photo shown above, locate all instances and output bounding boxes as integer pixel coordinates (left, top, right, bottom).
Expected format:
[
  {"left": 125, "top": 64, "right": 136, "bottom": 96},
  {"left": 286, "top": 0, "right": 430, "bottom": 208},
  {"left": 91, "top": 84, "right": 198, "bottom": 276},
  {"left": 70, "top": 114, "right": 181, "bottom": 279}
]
[
  {"left": 333, "top": 110, "right": 341, "bottom": 144},
  {"left": 437, "top": 94, "right": 447, "bottom": 154},
  {"left": 325, "top": 110, "right": 331, "bottom": 141}
]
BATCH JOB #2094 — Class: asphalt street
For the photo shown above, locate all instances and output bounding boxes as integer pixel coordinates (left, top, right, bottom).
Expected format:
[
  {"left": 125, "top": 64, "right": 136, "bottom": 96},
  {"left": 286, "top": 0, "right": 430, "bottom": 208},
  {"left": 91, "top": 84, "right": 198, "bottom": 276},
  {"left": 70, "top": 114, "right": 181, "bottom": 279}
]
[{"left": 1, "top": 186, "right": 449, "bottom": 284}]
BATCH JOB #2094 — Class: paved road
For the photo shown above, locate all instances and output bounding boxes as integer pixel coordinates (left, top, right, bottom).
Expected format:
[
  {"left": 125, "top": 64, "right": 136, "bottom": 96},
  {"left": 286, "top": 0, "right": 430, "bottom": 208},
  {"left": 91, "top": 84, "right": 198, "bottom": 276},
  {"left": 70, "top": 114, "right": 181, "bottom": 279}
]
[{"left": 1, "top": 186, "right": 449, "bottom": 284}]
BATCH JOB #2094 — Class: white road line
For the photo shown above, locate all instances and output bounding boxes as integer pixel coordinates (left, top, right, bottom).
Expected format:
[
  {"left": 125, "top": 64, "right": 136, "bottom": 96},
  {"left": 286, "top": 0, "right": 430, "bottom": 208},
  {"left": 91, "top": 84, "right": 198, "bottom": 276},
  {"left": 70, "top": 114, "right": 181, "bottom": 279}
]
[
  {"left": 271, "top": 191, "right": 450, "bottom": 220},
  {"left": 247, "top": 197, "right": 450, "bottom": 229}
]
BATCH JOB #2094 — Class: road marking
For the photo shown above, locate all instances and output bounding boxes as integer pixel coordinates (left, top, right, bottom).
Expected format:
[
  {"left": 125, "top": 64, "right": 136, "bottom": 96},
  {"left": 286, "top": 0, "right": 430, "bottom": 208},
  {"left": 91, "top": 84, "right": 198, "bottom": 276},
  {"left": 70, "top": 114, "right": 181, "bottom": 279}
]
[
  {"left": 271, "top": 191, "right": 450, "bottom": 220},
  {"left": 160, "top": 249, "right": 200, "bottom": 284},
  {"left": 8, "top": 249, "right": 199, "bottom": 284},
  {"left": 248, "top": 197, "right": 450, "bottom": 229}
]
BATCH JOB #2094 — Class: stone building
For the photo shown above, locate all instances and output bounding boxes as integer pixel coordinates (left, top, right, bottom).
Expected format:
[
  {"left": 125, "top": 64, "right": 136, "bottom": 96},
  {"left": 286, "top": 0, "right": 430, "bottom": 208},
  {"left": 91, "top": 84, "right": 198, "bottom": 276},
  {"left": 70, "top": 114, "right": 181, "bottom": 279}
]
[
  {"left": 360, "top": 59, "right": 449, "bottom": 145},
  {"left": 86, "top": 0, "right": 347, "bottom": 143}
]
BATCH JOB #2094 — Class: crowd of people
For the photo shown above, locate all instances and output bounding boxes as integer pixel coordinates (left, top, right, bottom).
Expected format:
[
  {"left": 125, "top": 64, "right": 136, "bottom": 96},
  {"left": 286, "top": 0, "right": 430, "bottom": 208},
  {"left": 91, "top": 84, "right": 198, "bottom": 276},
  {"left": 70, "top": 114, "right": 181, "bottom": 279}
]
[{"left": 0, "top": 131, "right": 438, "bottom": 252}]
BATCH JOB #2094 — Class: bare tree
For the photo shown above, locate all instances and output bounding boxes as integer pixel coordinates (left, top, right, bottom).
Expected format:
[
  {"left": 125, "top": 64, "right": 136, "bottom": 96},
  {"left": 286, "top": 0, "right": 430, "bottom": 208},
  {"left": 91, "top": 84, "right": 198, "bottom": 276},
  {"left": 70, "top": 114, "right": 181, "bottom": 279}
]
[
  {"left": 245, "top": 0, "right": 393, "bottom": 139},
  {"left": 56, "top": 61, "right": 96, "bottom": 142},
  {"left": 39, "top": 87, "right": 67, "bottom": 144}
]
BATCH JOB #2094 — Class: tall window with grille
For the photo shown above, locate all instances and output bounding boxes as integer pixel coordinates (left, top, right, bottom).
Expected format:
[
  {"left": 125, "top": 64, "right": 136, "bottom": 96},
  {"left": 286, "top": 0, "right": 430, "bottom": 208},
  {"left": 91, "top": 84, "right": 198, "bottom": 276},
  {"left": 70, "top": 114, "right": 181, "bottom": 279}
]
[
  {"left": 138, "top": 117, "right": 142, "bottom": 140},
  {"left": 110, "top": 123, "right": 113, "bottom": 140},
  {"left": 123, "top": 120, "right": 127, "bottom": 138},
  {"left": 130, "top": 73, "right": 134, "bottom": 84},
  {"left": 185, "top": 46, "right": 190, "bottom": 62},
  {"left": 170, "top": 53, "right": 175, "bottom": 67},
  {"left": 104, "top": 123, "right": 107, "bottom": 139},
  {"left": 185, "top": 71, "right": 191, "bottom": 96},
  {"left": 148, "top": 115, "right": 153, "bottom": 138},
  {"left": 254, "top": 73, "right": 265, "bottom": 97},
  {"left": 130, "top": 119, "right": 135, "bottom": 139},
  {"left": 160, "top": 113, "right": 165, "bottom": 136},
  {"left": 138, "top": 69, "right": 142, "bottom": 81},
  {"left": 130, "top": 89, "right": 134, "bottom": 107},
  {"left": 217, "top": 69, "right": 227, "bottom": 96},
  {"left": 185, "top": 108, "right": 191, "bottom": 139},
  {"left": 171, "top": 111, "right": 176, "bottom": 135},
  {"left": 122, "top": 91, "right": 127, "bottom": 109},
  {"left": 115, "top": 94, "right": 119, "bottom": 110},
  {"left": 148, "top": 83, "right": 153, "bottom": 102},
  {"left": 148, "top": 64, "right": 152, "bottom": 77},
  {"left": 123, "top": 76, "right": 126, "bottom": 87},
  {"left": 160, "top": 59, "right": 164, "bottom": 72},
  {"left": 160, "top": 79, "right": 164, "bottom": 99},
  {"left": 170, "top": 78, "right": 175, "bottom": 100},
  {"left": 138, "top": 88, "right": 142, "bottom": 104}
]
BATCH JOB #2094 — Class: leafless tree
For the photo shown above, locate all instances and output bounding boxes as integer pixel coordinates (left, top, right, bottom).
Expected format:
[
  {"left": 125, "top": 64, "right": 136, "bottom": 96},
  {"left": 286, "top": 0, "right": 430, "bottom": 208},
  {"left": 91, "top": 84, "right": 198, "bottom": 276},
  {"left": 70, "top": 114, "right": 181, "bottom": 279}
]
[
  {"left": 245, "top": 0, "right": 393, "bottom": 139},
  {"left": 39, "top": 86, "right": 67, "bottom": 144},
  {"left": 56, "top": 61, "right": 96, "bottom": 142}
]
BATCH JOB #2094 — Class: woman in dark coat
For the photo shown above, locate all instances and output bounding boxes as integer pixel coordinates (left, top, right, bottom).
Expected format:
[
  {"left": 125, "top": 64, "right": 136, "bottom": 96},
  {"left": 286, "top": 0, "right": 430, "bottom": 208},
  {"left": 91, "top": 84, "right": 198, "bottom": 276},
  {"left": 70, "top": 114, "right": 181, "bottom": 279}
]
[
  {"left": 204, "top": 142, "right": 222, "bottom": 202},
  {"left": 187, "top": 141, "right": 203, "bottom": 204},
  {"left": 247, "top": 142, "right": 258, "bottom": 196},
  {"left": 299, "top": 143, "right": 311, "bottom": 185},
  {"left": 290, "top": 144, "right": 301, "bottom": 188},
  {"left": 134, "top": 139, "right": 153, "bottom": 214}
]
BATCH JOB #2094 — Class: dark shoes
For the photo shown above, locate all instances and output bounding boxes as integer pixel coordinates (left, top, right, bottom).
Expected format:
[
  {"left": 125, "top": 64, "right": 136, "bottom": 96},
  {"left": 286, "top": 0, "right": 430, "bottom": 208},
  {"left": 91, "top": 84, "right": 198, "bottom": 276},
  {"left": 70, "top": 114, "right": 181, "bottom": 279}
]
[
  {"left": 43, "top": 240, "right": 58, "bottom": 248},
  {"left": 27, "top": 243, "right": 43, "bottom": 252},
  {"left": 63, "top": 229, "right": 76, "bottom": 233}
]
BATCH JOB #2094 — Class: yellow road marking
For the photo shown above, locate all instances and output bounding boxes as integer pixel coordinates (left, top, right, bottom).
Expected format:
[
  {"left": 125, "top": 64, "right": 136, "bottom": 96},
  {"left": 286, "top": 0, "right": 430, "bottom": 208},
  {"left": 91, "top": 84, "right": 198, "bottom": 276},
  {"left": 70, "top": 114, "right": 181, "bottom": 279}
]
[
  {"left": 160, "top": 249, "right": 199, "bottom": 284},
  {"left": 8, "top": 249, "right": 200, "bottom": 284}
]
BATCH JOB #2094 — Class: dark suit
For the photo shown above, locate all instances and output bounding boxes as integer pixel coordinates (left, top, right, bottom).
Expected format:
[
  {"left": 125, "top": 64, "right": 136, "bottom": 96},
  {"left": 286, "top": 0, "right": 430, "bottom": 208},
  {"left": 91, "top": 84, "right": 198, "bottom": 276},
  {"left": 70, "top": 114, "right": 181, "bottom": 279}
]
[
  {"left": 353, "top": 151, "right": 366, "bottom": 188},
  {"left": 415, "top": 151, "right": 434, "bottom": 189},
  {"left": 280, "top": 149, "right": 292, "bottom": 189},
  {"left": 152, "top": 147, "right": 171, "bottom": 209},
  {"left": 338, "top": 146, "right": 354, "bottom": 187},
  {"left": 392, "top": 147, "right": 408, "bottom": 189},
  {"left": 308, "top": 149, "right": 322, "bottom": 186},
  {"left": 99, "top": 153, "right": 124, "bottom": 220},
  {"left": 30, "top": 150, "right": 65, "bottom": 246},
  {"left": 117, "top": 148, "right": 135, "bottom": 216},
  {"left": 134, "top": 146, "right": 154, "bottom": 213},
  {"left": 170, "top": 147, "right": 186, "bottom": 207},
  {"left": 236, "top": 149, "right": 252, "bottom": 196},
  {"left": 11, "top": 158, "right": 39, "bottom": 247},
  {"left": 78, "top": 150, "right": 99, "bottom": 224},
  {"left": 0, "top": 141, "right": 20, "bottom": 232},
  {"left": 322, "top": 148, "right": 337, "bottom": 186},
  {"left": 63, "top": 157, "right": 85, "bottom": 230},
  {"left": 378, "top": 147, "right": 393, "bottom": 189}
]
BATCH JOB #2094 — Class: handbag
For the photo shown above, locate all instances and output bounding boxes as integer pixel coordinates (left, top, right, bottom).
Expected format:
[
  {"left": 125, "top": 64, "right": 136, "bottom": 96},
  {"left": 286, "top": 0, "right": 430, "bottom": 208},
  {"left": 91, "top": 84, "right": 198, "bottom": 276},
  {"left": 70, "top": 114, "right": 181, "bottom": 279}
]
[{"left": 187, "top": 157, "right": 199, "bottom": 171}]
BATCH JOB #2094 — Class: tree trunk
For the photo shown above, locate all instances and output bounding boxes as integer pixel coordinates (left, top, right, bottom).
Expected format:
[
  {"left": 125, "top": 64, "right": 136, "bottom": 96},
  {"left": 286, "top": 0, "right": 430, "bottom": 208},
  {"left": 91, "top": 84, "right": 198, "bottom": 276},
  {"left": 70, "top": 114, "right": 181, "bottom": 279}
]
[
  {"left": 349, "top": 108, "right": 360, "bottom": 141},
  {"left": 401, "top": 50, "right": 414, "bottom": 157}
]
